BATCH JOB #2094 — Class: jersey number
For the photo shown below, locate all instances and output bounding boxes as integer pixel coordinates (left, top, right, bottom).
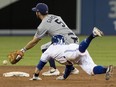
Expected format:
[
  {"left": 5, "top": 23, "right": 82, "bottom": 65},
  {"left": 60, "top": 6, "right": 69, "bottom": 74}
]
[{"left": 55, "top": 19, "right": 65, "bottom": 27}]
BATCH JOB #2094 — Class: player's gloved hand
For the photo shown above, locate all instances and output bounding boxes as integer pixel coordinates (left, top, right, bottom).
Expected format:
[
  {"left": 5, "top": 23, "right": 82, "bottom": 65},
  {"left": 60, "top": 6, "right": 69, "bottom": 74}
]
[
  {"left": 15, "top": 48, "right": 26, "bottom": 61},
  {"left": 8, "top": 50, "right": 25, "bottom": 64},
  {"left": 15, "top": 55, "right": 22, "bottom": 61},
  {"left": 56, "top": 75, "right": 65, "bottom": 80}
]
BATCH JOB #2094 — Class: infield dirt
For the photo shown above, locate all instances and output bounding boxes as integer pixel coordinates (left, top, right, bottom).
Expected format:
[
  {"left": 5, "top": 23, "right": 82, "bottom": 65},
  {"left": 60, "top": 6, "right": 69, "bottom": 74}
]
[{"left": 0, "top": 66, "right": 115, "bottom": 87}]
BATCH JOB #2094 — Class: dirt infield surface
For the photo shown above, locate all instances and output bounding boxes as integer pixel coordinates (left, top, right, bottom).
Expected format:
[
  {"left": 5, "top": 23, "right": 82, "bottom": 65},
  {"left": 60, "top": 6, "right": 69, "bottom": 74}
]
[{"left": 0, "top": 66, "right": 115, "bottom": 87}]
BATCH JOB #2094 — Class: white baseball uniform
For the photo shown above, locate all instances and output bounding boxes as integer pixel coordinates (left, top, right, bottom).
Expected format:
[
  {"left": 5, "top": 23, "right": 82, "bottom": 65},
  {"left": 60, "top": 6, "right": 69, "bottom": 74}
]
[
  {"left": 40, "top": 43, "right": 97, "bottom": 75},
  {"left": 34, "top": 14, "right": 79, "bottom": 50}
]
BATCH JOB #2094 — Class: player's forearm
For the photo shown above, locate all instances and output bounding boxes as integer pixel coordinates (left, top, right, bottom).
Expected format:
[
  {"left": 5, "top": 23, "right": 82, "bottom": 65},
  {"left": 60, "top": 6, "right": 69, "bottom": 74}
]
[
  {"left": 24, "top": 40, "right": 39, "bottom": 50},
  {"left": 21, "top": 37, "right": 41, "bottom": 52}
]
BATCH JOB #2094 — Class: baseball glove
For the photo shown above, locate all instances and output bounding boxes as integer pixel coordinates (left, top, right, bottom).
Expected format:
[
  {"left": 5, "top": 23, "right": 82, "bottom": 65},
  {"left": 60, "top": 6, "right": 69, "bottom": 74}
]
[{"left": 8, "top": 50, "right": 24, "bottom": 64}]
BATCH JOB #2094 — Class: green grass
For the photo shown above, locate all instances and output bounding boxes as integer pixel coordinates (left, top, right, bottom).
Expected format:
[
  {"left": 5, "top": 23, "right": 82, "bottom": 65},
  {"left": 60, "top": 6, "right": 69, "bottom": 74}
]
[{"left": 0, "top": 36, "right": 116, "bottom": 66}]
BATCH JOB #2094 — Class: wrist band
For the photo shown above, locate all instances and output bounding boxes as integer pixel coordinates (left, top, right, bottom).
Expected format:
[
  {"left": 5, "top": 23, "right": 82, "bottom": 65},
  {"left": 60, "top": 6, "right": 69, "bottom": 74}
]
[{"left": 20, "top": 48, "right": 26, "bottom": 52}]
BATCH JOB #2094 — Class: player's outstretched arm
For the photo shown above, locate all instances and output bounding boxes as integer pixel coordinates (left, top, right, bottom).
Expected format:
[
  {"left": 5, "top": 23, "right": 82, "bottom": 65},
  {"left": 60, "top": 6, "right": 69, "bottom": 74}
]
[
  {"left": 22, "top": 36, "right": 41, "bottom": 51},
  {"left": 8, "top": 37, "right": 41, "bottom": 64}
]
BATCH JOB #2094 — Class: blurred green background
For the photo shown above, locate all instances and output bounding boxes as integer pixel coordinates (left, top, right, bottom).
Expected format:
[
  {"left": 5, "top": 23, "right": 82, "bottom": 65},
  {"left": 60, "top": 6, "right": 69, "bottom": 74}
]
[{"left": 0, "top": 36, "right": 116, "bottom": 66}]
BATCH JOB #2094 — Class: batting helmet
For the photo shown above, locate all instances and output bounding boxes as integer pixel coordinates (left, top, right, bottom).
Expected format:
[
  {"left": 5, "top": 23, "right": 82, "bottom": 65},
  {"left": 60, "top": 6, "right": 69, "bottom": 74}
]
[{"left": 51, "top": 35, "right": 65, "bottom": 44}]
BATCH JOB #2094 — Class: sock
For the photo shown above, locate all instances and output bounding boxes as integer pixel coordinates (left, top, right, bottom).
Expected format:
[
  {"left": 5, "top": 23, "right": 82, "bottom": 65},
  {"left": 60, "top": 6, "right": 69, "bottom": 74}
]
[
  {"left": 63, "top": 65, "right": 73, "bottom": 79},
  {"left": 71, "top": 66, "right": 75, "bottom": 70},
  {"left": 49, "top": 58, "right": 56, "bottom": 69},
  {"left": 34, "top": 73, "right": 39, "bottom": 77},
  {"left": 79, "top": 34, "right": 95, "bottom": 53},
  {"left": 93, "top": 66, "right": 107, "bottom": 74},
  {"left": 37, "top": 60, "right": 46, "bottom": 70}
]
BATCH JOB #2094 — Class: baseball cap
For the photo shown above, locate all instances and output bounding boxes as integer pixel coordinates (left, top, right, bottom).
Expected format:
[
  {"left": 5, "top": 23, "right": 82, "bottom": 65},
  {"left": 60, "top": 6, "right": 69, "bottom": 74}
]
[{"left": 32, "top": 3, "right": 48, "bottom": 14}]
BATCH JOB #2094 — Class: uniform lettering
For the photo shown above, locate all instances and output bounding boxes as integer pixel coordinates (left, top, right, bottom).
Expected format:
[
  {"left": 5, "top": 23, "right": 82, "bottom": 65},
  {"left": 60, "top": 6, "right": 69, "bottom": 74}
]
[
  {"left": 47, "top": 16, "right": 57, "bottom": 23},
  {"left": 113, "top": 21, "right": 116, "bottom": 30},
  {"left": 55, "top": 19, "right": 65, "bottom": 27},
  {"left": 109, "top": 1, "right": 116, "bottom": 18}
]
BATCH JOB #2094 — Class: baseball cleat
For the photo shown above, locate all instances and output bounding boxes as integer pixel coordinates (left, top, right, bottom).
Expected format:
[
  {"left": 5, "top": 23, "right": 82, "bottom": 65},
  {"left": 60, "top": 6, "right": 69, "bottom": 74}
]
[
  {"left": 93, "top": 27, "right": 104, "bottom": 37},
  {"left": 29, "top": 75, "right": 42, "bottom": 80},
  {"left": 71, "top": 68, "right": 79, "bottom": 74},
  {"left": 105, "top": 65, "right": 113, "bottom": 80},
  {"left": 42, "top": 68, "right": 60, "bottom": 76},
  {"left": 56, "top": 75, "right": 65, "bottom": 80},
  {"left": 62, "top": 68, "right": 79, "bottom": 75}
]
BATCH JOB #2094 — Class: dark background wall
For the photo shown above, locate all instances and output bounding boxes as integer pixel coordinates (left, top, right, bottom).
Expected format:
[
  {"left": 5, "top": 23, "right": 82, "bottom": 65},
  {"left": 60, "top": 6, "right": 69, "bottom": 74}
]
[
  {"left": 0, "top": 0, "right": 116, "bottom": 35},
  {"left": 0, "top": 0, "right": 76, "bottom": 29},
  {"left": 81, "top": 0, "right": 116, "bottom": 35}
]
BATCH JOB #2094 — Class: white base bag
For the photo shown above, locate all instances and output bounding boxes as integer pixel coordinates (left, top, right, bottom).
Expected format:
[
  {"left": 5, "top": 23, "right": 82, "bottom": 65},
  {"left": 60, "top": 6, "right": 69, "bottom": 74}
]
[{"left": 3, "top": 71, "right": 30, "bottom": 77}]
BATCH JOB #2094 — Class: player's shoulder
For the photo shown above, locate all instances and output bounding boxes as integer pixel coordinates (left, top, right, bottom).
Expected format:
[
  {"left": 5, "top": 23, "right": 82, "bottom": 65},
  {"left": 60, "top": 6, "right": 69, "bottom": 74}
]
[
  {"left": 49, "top": 14, "right": 60, "bottom": 17},
  {"left": 47, "top": 14, "right": 61, "bottom": 19}
]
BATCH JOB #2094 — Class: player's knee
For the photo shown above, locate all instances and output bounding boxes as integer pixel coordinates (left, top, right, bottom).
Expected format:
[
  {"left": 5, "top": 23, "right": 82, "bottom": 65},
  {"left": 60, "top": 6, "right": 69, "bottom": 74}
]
[{"left": 83, "top": 67, "right": 95, "bottom": 76}]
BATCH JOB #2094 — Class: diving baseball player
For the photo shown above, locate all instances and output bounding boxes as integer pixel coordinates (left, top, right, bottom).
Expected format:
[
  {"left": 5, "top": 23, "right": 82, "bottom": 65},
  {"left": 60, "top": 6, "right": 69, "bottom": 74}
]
[
  {"left": 29, "top": 27, "right": 113, "bottom": 80},
  {"left": 18, "top": 3, "right": 79, "bottom": 76}
]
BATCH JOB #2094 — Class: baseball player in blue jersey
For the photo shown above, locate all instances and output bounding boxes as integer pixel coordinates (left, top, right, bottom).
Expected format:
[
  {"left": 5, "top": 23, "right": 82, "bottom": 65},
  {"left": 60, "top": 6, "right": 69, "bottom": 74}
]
[
  {"left": 17, "top": 3, "right": 79, "bottom": 76},
  {"left": 29, "top": 27, "right": 113, "bottom": 81}
]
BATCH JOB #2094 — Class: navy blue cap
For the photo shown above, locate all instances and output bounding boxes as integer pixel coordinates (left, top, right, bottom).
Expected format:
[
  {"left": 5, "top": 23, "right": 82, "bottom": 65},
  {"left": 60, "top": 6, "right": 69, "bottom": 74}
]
[{"left": 32, "top": 3, "right": 48, "bottom": 14}]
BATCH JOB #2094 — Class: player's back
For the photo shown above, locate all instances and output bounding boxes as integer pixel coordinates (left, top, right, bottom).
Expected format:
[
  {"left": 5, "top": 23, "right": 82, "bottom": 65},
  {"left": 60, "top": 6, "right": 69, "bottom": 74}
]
[{"left": 40, "top": 14, "right": 74, "bottom": 36}]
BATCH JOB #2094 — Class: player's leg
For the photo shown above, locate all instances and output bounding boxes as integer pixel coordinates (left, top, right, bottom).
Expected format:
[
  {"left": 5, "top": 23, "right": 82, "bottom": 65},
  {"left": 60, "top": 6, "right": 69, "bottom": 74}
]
[
  {"left": 79, "top": 27, "right": 103, "bottom": 53},
  {"left": 65, "top": 35, "right": 80, "bottom": 75},
  {"left": 41, "top": 45, "right": 56, "bottom": 70},
  {"left": 78, "top": 27, "right": 113, "bottom": 80},
  {"left": 93, "top": 65, "right": 113, "bottom": 80},
  {"left": 41, "top": 42, "right": 60, "bottom": 76},
  {"left": 42, "top": 41, "right": 79, "bottom": 76},
  {"left": 30, "top": 60, "right": 47, "bottom": 80},
  {"left": 43, "top": 58, "right": 60, "bottom": 76},
  {"left": 79, "top": 51, "right": 113, "bottom": 80},
  {"left": 56, "top": 65, "right": 73, "bottom": 80}
]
